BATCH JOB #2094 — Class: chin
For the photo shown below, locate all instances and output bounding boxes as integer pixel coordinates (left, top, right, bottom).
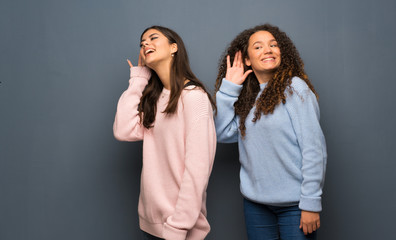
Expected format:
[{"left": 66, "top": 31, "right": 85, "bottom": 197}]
[
  {"left": 144, "top": 61, "right": 155, "bottom": 68},
  {"left": 263, "top": 64, "right": 280, "bottom": 71}
]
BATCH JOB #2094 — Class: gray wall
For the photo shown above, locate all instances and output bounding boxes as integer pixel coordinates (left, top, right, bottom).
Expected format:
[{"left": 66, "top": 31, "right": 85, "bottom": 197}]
[{"left": 1, "top": 0, "right": 395, "bottom": 239}]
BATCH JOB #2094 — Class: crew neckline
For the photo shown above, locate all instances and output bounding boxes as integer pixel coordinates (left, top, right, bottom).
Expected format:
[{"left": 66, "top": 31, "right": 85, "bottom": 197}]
[
  {"left": 260, "top": 82, "right": 268, "bottom": 90},
  {"left": 162, "top": 87, "right": 170, "bottom": 94}
]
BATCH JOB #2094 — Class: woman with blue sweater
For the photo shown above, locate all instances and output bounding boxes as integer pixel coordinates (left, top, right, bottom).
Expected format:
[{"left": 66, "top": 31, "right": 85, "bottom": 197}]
[{"left": 214, "top": 24, "right": 327, "bottom": 239}]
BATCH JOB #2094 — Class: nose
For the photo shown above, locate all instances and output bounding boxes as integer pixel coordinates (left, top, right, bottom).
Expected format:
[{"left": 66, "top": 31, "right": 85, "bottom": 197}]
[
  {"left": 141, "top": 41, "right": 149, "bottom": 49},
  {"left": 263, "top": 45, "right": 272, "bottom": 54}
]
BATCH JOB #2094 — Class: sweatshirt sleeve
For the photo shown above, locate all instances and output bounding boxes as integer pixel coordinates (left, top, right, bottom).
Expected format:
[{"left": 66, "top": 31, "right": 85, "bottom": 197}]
[
  {"left": 285, "top": 79, "right": 327, "bottom": 212},
  {"left": 214, "top": 79, "right": 242, "bottom": 143},
  {"left": 162, "top": 90, "right": 216, "bottom": 240},
  {"left": 113, "top": 67, "right": 151, "bottom": 141}
]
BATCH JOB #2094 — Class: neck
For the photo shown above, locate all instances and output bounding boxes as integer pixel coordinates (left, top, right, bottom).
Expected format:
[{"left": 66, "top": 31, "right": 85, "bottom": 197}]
[
  {"left": 254, "top": 70, "right": 274, "bottom": 84},
  {"left": 151, "top": 61, "right": 172, "bottom": 90}
]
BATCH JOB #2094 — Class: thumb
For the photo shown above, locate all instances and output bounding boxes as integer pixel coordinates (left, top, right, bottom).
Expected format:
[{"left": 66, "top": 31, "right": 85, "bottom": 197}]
[{"left": 242, "top": 70, "right": 253, "bottom": 80}]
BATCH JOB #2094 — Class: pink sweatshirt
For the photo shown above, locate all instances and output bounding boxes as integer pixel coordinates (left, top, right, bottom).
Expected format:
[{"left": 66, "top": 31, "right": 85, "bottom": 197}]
[{"left": 113, "top": 67, "right": 216, "bottom": 240}]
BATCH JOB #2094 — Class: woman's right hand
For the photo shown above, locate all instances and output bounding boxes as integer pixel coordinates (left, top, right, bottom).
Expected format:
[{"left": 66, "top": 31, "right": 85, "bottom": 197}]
[
  {"left": 225, "top": 51, "right": 252, "bottom": 85},
  {"left": 127, "top": 50, "right": 145, "bottom": 68}
]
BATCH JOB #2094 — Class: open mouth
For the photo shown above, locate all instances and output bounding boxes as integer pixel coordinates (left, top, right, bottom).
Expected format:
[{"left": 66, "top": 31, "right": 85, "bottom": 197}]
[
  {"left": 262, "top": 57, "right": 275, "bottom": 62},
  {"left": 145, "top": 49, "right": 155, "bottom": 55}
]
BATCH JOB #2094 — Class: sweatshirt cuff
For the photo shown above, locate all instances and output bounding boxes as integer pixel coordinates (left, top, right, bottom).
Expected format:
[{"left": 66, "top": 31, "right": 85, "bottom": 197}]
[
  {"left": 219, "top": 78, "right": 243, "bottom": 97},
  {"left": 130, "top": 66, "right": 151, "bottom": 79},
  {"left": 299, "top": 195, "right": 322, "bottom": 212},
  {"left": 163, "top": 223, "right": 188, "bottom": 240}
]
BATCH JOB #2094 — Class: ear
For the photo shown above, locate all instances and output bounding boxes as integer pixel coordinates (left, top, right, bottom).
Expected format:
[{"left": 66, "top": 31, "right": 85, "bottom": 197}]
[
  {"left": 170, "top": 43, "right": 178, "bottom": 54},
  {"left": 245, "top": 56, "right": 251, "bottom": 67}
]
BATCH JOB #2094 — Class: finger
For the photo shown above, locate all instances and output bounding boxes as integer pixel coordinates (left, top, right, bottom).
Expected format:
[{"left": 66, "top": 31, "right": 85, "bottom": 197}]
[
  {"left": 139, "top": 49, "right": 145, "bottom": 66},
  {"left": 312, "top": 223, "right": 317, "bottom": 232},
  {"left": 227, "top": 55, "right": 231, "bottom": 69},
  {"left": 238, "top": 51, "right": 243, "bottom": 67},
  {"left": 235, "top": 51, "right": 240, "bottom": 67},
  {"left": 138, "top": 54, "right": 143, "bottom": 66},
  {"left": 307, "top": 224, "right": 313, "bottom": 234},
  {"left": 232, "top": 52, "right": 238, "bottom": 67},
  {"left": 303, "top": 224, "right": 308, "bottom": 235},
  {"left": 127, "top": 59, "right": 133, "bottom": 68},
  {"left": 316, "top": 220, "right": 321, "bottom": 229}
]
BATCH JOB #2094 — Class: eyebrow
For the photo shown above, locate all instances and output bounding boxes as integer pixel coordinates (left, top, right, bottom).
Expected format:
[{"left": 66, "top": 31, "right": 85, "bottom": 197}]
[
  {"left": 141, "top": 33, "right": 159, "bottom": 42},
  {"left": 252, "top": 39, "right": 277, "bottom": 45}
]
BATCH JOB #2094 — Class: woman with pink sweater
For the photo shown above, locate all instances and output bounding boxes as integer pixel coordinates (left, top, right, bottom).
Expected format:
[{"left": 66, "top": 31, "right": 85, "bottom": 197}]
[{"left": 113, "top": 26, "right": 216, "bottom": 240}]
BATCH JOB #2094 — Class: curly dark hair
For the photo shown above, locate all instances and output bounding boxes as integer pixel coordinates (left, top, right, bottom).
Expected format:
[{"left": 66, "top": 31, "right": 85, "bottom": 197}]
[{"left": 215, "top": 23, "right": 318, "bottom": 137}]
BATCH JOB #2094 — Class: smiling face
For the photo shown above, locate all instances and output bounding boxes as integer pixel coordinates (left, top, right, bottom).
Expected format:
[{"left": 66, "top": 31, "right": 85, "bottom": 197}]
[
  {"left": 140, "top": 28, "right": 177, "bottom": 68},
  {"left": 245, "top": 31, "right": 281, "bottom": 76}
]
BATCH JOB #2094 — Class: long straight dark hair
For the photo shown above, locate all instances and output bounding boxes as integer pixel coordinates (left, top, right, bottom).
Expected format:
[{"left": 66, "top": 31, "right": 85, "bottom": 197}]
[{"left": 138, "top": 26, "right": 215, "bottom": 129}]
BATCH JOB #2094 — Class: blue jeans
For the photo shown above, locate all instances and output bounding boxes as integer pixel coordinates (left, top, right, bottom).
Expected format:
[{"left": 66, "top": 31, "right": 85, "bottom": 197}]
[
  {"left": 141, "top": 230, "right": 164, "bottom": 240},
  {"left": 243, "top": 198, "right": 317, "bottom": 240}
]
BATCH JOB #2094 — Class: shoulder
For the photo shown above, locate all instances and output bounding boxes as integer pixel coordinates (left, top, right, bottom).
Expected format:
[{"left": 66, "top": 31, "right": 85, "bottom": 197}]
[
  {"left": 286, "top": 77, "right": 317, "bottom": 103},
  {"left": 181, "top": 86, "right": 213, "bottom": 116},
  {"left": 182, "top": 85, "right": 210, "bottom": 104},
  {"left": 289, "top": 76, "right": 310, "bottom": 94}
]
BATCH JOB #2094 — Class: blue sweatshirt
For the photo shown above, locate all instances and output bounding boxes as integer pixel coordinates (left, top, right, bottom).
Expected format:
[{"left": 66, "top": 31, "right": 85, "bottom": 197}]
[{"left": 215, "top": 77, "right": 327, "bottom": 212}]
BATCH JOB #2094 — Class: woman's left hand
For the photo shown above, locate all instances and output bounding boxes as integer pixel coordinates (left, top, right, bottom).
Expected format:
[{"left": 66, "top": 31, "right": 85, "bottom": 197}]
[{"left": 299, "top": 210, "right": 320, "bottom": 235}]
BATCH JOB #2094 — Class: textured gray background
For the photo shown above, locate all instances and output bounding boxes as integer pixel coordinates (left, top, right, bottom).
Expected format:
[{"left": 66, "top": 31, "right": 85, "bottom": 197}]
[{"left": 1, "top": 0, "right": 395, "bottom": 239}]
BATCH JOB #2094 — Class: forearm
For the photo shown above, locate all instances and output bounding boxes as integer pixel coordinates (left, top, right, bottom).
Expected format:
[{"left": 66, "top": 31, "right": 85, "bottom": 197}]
[
  {"left": 214, "top": 79, "right": 242, "bottom": 143},
  {"left": 113, "top": 67, "right": 150, "bottom": 141}
]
